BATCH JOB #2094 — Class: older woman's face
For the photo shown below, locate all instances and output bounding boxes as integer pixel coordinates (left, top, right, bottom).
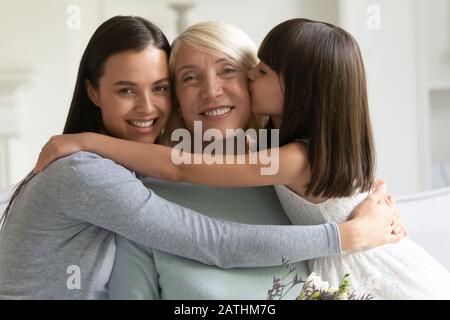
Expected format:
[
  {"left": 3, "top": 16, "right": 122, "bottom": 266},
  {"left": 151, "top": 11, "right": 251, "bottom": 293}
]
[{"left": 173, "top": 43, "right": 252, "bottom": 137}]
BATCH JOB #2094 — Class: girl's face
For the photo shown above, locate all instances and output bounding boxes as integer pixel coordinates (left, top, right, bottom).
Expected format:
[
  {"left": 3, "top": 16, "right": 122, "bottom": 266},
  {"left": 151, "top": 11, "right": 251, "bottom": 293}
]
[
  {"left": 248, "top": 61, "right": 284, "bottom": 128},
  {"left": 174, "top": 43, "right": 252, "bottom": 137},
  {"left": 87, "top": 45, "right": 171, "bottom": 144}
]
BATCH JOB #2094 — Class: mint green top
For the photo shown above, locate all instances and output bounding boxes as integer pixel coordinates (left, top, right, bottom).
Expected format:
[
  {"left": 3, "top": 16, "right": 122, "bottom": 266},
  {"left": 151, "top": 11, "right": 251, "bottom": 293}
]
[{"left": 108, "top": 178, "right": 312, "bottom": 299}]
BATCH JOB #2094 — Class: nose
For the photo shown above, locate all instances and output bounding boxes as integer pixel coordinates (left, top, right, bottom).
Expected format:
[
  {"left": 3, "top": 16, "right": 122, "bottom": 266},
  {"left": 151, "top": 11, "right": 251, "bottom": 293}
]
[
  {"left": 201, "top": 74, "right": 223, "bottom": 100},
  {"left": 135, "top": 91, "right": 155, "bottom": 114}
]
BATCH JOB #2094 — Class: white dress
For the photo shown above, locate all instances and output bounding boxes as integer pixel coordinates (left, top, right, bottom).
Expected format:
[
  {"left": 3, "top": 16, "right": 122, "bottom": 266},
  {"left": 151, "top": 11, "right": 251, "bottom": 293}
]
[{"left": 274, "top": 185, "right": 450, "bottom": 300}]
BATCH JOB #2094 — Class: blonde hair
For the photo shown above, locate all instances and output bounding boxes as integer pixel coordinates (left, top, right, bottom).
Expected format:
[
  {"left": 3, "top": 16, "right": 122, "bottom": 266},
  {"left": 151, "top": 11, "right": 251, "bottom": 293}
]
[{"left": 161, "top": 21, "right": 267, "bottom": 146}]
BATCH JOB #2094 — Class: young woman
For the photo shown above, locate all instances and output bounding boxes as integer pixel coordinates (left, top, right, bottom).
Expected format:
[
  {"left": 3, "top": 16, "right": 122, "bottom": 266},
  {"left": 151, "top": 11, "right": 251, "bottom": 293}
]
[
  {"left": 0, "top": 16, "right": 351, "bottom": 300},
  {"left": 29, "top": 18, "right": 403, "bottom": 298}
]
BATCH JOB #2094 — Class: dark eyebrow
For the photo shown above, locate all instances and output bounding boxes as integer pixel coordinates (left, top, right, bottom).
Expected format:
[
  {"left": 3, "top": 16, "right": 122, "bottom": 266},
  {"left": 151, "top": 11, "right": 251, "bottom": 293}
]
[
  {"left": 153, "top": 77, "right": 170, "bottom": 84},
  {"left": 113, "top": 78, "right": 170, "bottom": 86},
  {"left": 113, "top": 81, "right": 137, "bottom": 86}
]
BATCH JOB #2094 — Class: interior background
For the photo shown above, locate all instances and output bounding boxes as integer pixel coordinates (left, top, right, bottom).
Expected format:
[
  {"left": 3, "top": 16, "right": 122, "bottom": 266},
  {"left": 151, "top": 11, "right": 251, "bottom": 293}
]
[{"left": 0, "top": 0, "right": 449, "bottom": 196}]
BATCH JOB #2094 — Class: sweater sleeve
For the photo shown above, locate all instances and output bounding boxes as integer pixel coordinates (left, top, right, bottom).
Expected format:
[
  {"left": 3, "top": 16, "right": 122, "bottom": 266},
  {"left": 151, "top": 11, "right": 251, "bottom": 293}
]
[{"left": 52, "top": 151, "right": 341, "bottom": 269}]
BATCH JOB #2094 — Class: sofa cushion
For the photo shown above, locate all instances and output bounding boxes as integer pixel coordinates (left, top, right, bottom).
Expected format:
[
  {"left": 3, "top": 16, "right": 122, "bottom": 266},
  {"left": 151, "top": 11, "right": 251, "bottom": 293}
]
[{"left": 397, "top": 187, "right": 450, "bottom": 270}]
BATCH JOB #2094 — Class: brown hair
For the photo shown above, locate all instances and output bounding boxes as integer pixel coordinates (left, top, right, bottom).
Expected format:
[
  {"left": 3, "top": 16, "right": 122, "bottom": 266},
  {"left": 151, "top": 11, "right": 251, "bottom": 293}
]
[
  {"left": 259, "top": 18, "right": 375, "bottom": 198},
  {"left": 1, "top": 16, "right": 171, "bottom": 230}
]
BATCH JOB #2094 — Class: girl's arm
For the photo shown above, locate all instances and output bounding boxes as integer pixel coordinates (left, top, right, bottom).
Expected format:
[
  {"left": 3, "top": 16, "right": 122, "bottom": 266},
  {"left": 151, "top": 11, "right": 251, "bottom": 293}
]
[
  {"left": 35, "top": 142, "right": 405, "bottom": 261},
  {"left": 46, "top": 151, "right": 340, "bottom": 268},
  {"left": 34, "top": 132, "right": 310, "bottom": 188}
]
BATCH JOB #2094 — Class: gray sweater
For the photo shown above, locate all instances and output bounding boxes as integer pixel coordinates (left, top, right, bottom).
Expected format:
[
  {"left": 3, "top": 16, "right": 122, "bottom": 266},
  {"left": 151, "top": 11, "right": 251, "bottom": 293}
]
[{"left": 0, "top": 151, "right": 340, "bottom": 299}]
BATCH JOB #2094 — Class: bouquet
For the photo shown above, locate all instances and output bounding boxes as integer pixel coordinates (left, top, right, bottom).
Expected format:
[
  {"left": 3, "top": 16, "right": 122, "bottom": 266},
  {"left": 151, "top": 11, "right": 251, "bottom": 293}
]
[{"left": 267, "top": 257, "right": 373, "bottom": 300}]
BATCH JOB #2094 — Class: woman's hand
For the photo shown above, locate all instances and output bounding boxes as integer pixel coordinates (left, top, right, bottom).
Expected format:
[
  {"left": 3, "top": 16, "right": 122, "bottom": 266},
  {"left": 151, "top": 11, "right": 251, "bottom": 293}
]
[
  {"left": 338, "top": 184, "right": 406, "bottom": 253},
  {"left": 370, "top": 179, "right": 403, "bottom": 235},
  {"left": 33, "top": 133, "right": 91, "bottom": 173}
]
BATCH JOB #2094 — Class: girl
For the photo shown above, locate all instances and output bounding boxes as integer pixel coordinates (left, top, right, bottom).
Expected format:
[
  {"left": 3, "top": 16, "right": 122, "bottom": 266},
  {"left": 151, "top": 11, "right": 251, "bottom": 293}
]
[{"left": 32, "top": 19, "right": 418, "bottom": 299}]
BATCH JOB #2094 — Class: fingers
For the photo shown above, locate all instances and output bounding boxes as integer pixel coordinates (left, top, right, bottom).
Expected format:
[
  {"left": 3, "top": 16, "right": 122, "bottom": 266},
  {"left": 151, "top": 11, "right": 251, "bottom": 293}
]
[
  {"left": 367, "top": 187, "right": 387, "bottom": 205},
  {"left": 388, "top": 194, "right": 396, "bottom": 207},
  {"left": 36, "top": 154, "right": 53, "bottom": 173},
  {"left": 372, "top": 179, "right": 386, "bottom": 189},
  {"left": 33, "top": 153, "right": 44, "bottom": 174},
  {"left": 33, "top": 142, "right": 54, "bottom": 173},
  {"left": 33, "top": 155, "right": 45, "bottom": 174},
  {"left": 33, "top": 135, "right": 70, "bottom": 174},
  {"left": 383, "top": 194, "right": 395, "bottom": 208},
  {"left": 391, "top": 215, "right": 403, "bottom": 235},
  {"left": 371, "top": 179, "right": 387, "bottom": 193},
  {"left": 390, "top": 208, "right": 406, "bottom": 237},
  {"left": 388, "top": 228, "right": 406, "bottom": 243}
]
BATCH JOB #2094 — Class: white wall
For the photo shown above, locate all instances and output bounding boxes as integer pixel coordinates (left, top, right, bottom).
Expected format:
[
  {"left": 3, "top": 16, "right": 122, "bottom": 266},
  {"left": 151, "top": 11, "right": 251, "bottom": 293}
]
[
  {"left": 422, "top": 0, "right": 450, "bottom": 189},
  {"left": 431, "top": 90, "right": 450, "bottom": 162},
  {"left": 0, "top": 0, "right": 306, "bottom": 185},
  {"left": 339, "top": 0, "right": 423, "bottom": 195},
  {"left": 1, "top": 0, "right": 446, "bottom": 195},
  {"left": 0, "top": 0, "right": 103, "bottom": 184},
  {"left": 96, "top": 0, "right": 303, "bottom": 45},
  {"left": 423, "top": 0, "right": 450, "bottom": 85}
]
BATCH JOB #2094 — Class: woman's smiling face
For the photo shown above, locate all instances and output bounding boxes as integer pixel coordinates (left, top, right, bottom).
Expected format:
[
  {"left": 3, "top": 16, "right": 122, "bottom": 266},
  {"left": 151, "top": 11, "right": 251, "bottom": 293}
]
[
  {"left": 173, "top": 43, "right": 252, "bottom": 137},
  {"left": 87, "top": 45, "right": 171, "bottom": 144}
]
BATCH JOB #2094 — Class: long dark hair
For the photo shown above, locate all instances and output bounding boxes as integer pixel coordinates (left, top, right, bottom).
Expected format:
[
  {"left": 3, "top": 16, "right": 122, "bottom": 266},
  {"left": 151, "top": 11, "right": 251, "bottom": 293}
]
[
  {"left": 1, "top": 16, "right": 171, "bottom": 230},
  {"left": 259, "top": 18, "right": 375, "bottom": 198}
]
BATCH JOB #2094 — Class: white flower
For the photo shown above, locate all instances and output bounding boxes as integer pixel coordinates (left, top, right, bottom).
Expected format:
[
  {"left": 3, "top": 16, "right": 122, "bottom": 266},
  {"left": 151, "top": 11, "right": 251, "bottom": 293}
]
[
  {"left": 305, "top": 272, "right": 321, "bottom": 287},
  {"left": 305, "top": 273, "right": 331, "bottom": 291},
  {"left": 319, "top": 281, "right": 330, "bottom": 292},
  {"left": 299, "top": 272, "right": 345, "bottom": 300},
  {"left": 269, "top": 259, "right": 371, "bottom": 300}
]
